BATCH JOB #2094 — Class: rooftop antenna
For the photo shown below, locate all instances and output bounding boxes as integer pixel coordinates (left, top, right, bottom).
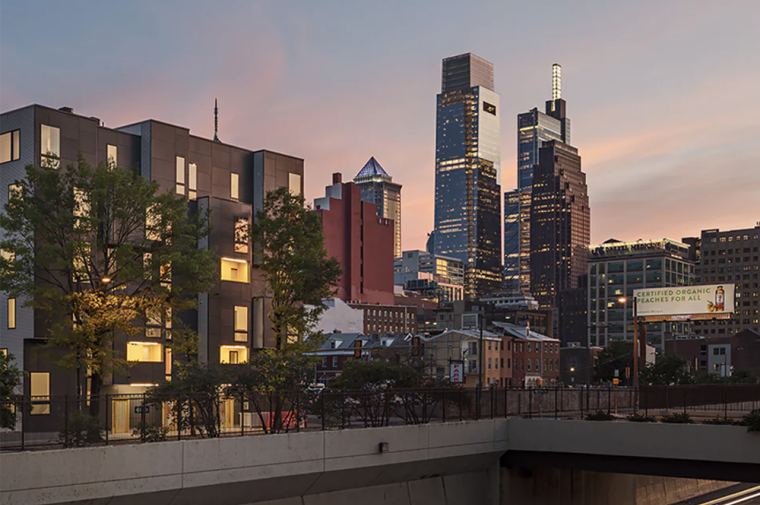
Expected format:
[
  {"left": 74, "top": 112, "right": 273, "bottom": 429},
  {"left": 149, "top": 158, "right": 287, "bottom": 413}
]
[
  {"left": 552, "top": 64, "right": 562, "bottom": 101},
  {"left": 213, "top": 98, "right": 220, "bottom": 142}
]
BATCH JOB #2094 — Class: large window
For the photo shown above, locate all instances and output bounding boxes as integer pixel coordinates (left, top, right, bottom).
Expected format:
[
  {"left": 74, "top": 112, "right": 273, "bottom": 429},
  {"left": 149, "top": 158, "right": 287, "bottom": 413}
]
[
  {"left": 234, "top": 306, "right": 248, "bottom": 342},
  {"left": 234, "top": 217, "right": 249, "bottom": 253},
  {"left": 221, "top": 257, "right": 249, "bottom": 283},
  {"left": 288, "top": 173, "right": 302, "bottom": 196},
  {"left": 220, "top": 345, "right": 248, "bottom": 364},
  {"left": 188, "top": 163, "right": 197, "bottom": 200},
  {"left": 40, "top": 125, "right": 60, "bottom": 159},
  {"left": 7, "top": 298, "right": 16, "bottom": 329},
  {"left": 30, "top": 372, "right": 50, "bottom": 415},
  {"left": 107, "top": 144, "right": 117, "bottom": 166},
  {"left": 175, "top": 156, "right": 185, "bottom": 195},
  {"left": 0, "top": 130, "right": 20, "bottom": 163},
  {"left": 126, "top": 342, "right": 163, "bottom": 362},
  {"left": 230, "top": 173, "right": 239, "bottom": 200}
]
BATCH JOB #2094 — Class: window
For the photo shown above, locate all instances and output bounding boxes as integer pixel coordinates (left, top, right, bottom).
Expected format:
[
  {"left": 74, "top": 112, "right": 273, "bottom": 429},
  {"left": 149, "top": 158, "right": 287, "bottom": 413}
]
[
  {"left": 230, "top": 173, "right": 239, "bottom": 200},
  {"left": 234, "top": 306, "right": 248, "bottom": 342},
  {"left": 175, "top": 156, "right": 185, "bottom": 195},
  {"left": 30, "top": 372, "right": 50, "bottom": 415},
  {"left": 332, "top": 356, "right": 338, "bottom": 368},
  {"left": 221, "top": 257, "right": 249, "bottom": 283},
  {"left": 107, "top": 144, "right": 117, "bottom": 166},
  {"left": 127, "top": 342, "right": 163, "bottom": 362},
  {"left": 234, "top": 217, "right": 249, "bottom": 253},
  {"left": 165, "top": 348, "right": 172, "bottom": 378},
  {"left": 7, "top": 298, "right": 16, "bottom": 329},
  {"left": 40, "top": 125, "right": 60, "bottom": 160},
  {"left": 483, "top": 102, "right": 496, "bottom": 115},
  {"left": 145, "top": 205, "right": 160, "bottom": 241},
  {"left": 220, "top": 345, "right": 248, "bottom": 364},
  {"left": 0, "top": 130, "right": 20, "bottom": 163},
  {"left": 188, "top": 163, "right": 197, "bottom": 200},
  {"left": 8, "top": 183, "right": 22, "bottom": 202},
  {"left": 488, "top": 358, "right": 492, "bottom": 370},
  {"left": 288, "top": 173, "right": 302, "bottom": 196}
]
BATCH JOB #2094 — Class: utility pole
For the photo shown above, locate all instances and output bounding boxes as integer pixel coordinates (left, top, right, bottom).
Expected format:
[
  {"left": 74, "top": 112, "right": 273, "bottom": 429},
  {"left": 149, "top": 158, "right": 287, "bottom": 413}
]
[{"left": 478, "top": 307, "right": 484, "bottom": 388}]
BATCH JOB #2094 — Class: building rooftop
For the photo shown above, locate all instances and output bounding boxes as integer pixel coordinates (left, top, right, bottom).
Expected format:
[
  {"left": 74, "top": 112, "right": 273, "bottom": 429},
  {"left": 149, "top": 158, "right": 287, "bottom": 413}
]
[{"left": 355, "top": 156, "right": 389, "bottom": 179}]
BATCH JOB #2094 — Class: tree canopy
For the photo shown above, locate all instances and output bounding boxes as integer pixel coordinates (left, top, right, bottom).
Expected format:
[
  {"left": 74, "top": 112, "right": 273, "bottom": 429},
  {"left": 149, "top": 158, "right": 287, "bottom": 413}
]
[
  {"left": 251, "top": 187, "right": 341, "bottom": 349},
  {"left": 0, "top": 158, "right": 217, "bottom": 407}
]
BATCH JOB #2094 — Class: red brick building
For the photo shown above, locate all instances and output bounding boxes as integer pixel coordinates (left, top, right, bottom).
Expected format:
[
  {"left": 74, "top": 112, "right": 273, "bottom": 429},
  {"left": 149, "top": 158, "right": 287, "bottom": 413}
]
[{"left": 315, "top": 173, "right": 395, "bottom": 305}]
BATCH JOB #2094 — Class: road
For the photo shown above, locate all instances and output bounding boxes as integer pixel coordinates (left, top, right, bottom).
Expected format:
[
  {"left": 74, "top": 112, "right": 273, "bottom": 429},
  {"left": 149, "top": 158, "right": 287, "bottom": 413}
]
[{"left": 675, "top": 484, "right": 760, "bottom": 505}]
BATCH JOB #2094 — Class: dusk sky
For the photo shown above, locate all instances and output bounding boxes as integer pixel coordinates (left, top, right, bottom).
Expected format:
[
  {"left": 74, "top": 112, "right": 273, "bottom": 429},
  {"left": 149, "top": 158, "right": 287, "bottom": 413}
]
[{"left": 2, "top": 1, "right": 758, "bottom": 250}]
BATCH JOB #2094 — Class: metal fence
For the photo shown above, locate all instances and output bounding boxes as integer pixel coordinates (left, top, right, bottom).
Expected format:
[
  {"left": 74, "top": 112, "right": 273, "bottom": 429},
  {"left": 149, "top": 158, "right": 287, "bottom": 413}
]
[{"left": 1, "top": 385, "right": 759, "bottom": 451}]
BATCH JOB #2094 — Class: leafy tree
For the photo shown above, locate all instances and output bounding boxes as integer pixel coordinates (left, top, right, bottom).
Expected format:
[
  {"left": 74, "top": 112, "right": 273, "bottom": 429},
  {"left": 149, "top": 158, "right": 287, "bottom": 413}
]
[
  {"left": 0, "top": 352, "right": 23, "bottom": 429},
  {"left": 327, "top": 359, "right": 429, "bottom": 390},
  {"left": 593, "top": 341, "right": 633, "bottom": 384},
  {"left": 251, "top": 187, "right": 341, "bottom": 349},
  {"left": 0, "top": 158, "right": 217, "bottom": 416},
  {"left": 639, "top": 353, "right": 695, "bottom": 386}
]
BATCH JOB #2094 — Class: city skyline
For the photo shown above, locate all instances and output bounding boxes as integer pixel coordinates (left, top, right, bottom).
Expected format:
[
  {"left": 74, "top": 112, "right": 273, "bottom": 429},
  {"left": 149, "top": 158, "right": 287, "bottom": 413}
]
[{"left": 2, "top": 1, "right": 759, "bottom": 251}]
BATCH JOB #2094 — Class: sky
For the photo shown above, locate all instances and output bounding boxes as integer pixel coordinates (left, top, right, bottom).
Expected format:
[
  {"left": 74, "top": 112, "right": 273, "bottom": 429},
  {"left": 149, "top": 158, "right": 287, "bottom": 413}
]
[{"left": 2, "top": 0, "right": 759, "bottom": 249}]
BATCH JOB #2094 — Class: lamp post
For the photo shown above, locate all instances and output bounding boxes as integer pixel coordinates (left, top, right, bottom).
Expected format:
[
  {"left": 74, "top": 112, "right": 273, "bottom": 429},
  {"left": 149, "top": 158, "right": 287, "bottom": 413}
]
[
  {"left": 570, "top": 366, "right": 575, "bottom": 385},
  {"left": 618, "top": 296, "right": 639, "bottom": 392}
]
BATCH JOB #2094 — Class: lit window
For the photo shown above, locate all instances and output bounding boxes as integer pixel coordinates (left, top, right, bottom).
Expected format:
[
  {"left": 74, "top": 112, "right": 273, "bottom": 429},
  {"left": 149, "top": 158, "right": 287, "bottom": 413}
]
[
  {"left": 288, "top": 173, "right": 302, "bottom": 196},
  {"left": 0, "top": 130, "right": 20, "bottom": 163},
  {"left": 220, "top": 345, "right": 248, "bottom": 364},
  {"left": 234, "top": 305, "right": 248, "bottom": 342},
  {"left": 30, "top": 372, "right": 50, "bottom": 415},
  {"left": 7, "top": 298, "right": 16, "bottom": 329},
  {"left": 107, "top": 144, "right": 117, "bottom": 166},
  {"left": 234, "top": 217, "right": 249, "bottom": 253},
  {"left": 40, "top": 125, "right": 60, "bottom": 160},
  {"left": 143, "top": 252, "right": 153, "bottom": 280},
  {"left": 176, "top": 156, "right": 185, "bottom": 195},
  {"left": 221, "top": 257, "right": 249, "bottom": 283},
  {"left": 165, "top": 347, "right": 172, "bottom": 378},
  {"left": 126, "top": 342, "right": 163, "bottom": 362},
  {"left": 146, "top": 205, "right": 160, "bottom": 241},
  {"left": 230, "top": 173, "right": 239, "bottom": 200},
  {"left": 188, "top": 163, "right": 197, "bottom": 200},
  {"left": 8, "top": 183, "right": 22, "bottom": 202}
]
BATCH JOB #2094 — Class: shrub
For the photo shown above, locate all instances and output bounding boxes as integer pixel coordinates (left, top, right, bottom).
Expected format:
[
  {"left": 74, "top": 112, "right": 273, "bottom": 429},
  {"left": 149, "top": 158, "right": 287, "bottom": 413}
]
[
  {"left": 742, "top": 410, "right": 760, "bottom": 433},
  {"left": 132, "top": 422, "right": 170, "bottom": 442},
  {"left": 660, "top": 412, "right": 693, "bottom": 424},
  {"left": 59, "top": 412, "right": 104, "bottom": 447},
  {"left": 586, "top": 410, "right": 614, "bottom": 421},
  {"left": 701, "top": 417, "right": 740, "bottom": 426},
  {"left": 627, "top": 412, "right": 656, "bottom": 423}
]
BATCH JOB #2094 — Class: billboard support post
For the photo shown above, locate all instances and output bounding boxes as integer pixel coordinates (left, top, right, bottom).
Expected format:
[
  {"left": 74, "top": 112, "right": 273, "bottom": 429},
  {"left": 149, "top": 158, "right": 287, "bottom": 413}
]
[{"left": 633, "top": 296, "right": 639, "bottom": 399}]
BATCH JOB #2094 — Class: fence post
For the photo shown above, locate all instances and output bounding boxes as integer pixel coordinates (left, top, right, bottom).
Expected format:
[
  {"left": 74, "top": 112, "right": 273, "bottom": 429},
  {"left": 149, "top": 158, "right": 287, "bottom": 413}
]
[
  {"left": 608, "top": 386, "right": 612, "bottom": 415},
  {"left": 505, "top": 387, "right": 508, "bottom": 419},
  {"left": 490, "top": 387, "right": 495, "bottom": 419},
  {"left": 683, "top": 388, "right": 687, "bottom": 415},
  {"left": 579, "top": 389, "right": 583, "bottom": 419},
  {"left": 459, "top": 388, "right": 463, "bottom": 422},
  {"left": 105, "top": 394, "right": 109, "bottom": 445},
  {"left": 555, "top": 387, "right": 558, "bottom": 419},
  {"left": 20, "top": 397, "right": 25, "bottom": 451},
  {"left": 341, "top": 392, "right": 346, "bottom": 429},
  {"left": 724, "top": 389, "right": 728, "bottom": 420},
  {"left": 141, "top": 393, "right": 146, "bottom": 442},
  {"left": 529, "top": 389, "right": 533, "bottom": 419},
  {"left": 64, "top": 394, "right": 69, "bottom": 448},
  {"left": 241, "top": 393, "right": 246, "bottom": 437},
  {"left": 322, "top": 392, "right": 327, "bottom": 431},
  {"left": 442, "top": 389, "right": 446, "bottom": 423},
  {"left": 178, "top": 397, "right": 182, "bottom": 440},
  {"left": 475, "top": 387, "right": 480, "bottom": 420}
]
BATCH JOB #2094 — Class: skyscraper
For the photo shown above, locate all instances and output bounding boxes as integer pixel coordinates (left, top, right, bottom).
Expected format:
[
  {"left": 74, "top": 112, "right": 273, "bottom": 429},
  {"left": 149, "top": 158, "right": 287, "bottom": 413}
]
[
  {"left": 353, "top": 156, "right": 402, "bottom": 257},
  {"left": 529, "top": 140, "right": 590, "bottom": 311},
  {"left": 434, "top": 53, "right": 501, "bottom": 299},
  {"left": 504, "top": 64, "right": 570, "bottom": 293}
]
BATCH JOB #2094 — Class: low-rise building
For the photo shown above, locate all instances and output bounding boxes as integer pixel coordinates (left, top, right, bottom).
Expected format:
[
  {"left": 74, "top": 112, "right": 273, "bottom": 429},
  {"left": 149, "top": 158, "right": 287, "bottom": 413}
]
[
  {"left": 494, "top": 322, "right": 560, "bottom": 387},
  {"left": 664, "top": 329, "right": 760, "bottom": 377},
  {"left": 559, "top": 344, "right": 602, "bottom": 386},
  {"left": 426, "top": 329, "right": 504, "bottom": 388}
]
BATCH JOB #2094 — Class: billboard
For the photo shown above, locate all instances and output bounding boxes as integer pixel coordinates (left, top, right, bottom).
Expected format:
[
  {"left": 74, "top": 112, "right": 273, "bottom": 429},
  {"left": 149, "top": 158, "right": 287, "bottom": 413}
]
[
  {"left": 449, "top": 360, "right": 464, "bottom": 384},
  {"left": 634, "top": 284, "right": 735, "bottom": 320}
]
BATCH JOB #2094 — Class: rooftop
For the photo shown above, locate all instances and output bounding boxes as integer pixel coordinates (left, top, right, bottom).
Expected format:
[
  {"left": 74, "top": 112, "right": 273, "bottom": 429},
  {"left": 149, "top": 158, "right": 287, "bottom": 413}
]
[{"left": 355, "top": 156, "right": 389, "bottom": 179}]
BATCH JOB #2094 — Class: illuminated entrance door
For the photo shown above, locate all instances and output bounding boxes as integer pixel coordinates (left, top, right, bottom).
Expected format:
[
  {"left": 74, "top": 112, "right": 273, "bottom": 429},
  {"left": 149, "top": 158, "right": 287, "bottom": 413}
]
[
  {"left": 220, "top": 398, "right": 235, "bottom": 430},
  {"left": 112, "top": 399, "right": 129, "bottom": 434}
]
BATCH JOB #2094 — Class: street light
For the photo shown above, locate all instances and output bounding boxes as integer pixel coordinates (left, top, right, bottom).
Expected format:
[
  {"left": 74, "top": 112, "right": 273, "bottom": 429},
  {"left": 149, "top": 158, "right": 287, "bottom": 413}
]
[{"left": 617, "top": 296, "right": 639, "bottom": 394}]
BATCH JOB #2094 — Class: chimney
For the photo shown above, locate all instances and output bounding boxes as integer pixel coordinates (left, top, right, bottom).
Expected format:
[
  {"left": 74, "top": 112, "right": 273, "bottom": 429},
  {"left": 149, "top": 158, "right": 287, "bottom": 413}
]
[{"left": 332, "top": 173, "right": 343, "bottom": 184}]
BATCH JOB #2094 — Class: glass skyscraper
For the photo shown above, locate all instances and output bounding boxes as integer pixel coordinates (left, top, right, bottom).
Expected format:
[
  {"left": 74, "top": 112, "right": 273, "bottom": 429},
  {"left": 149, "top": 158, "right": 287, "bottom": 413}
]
[
  {"left": 354, "top": 156, "right": 402, "bottom": 257},
  {"left": 503, "top": 64, "right": 570, "bottom": 293},
  {"left": 434, "top": 53, "right": 501, "bottom": 299}
]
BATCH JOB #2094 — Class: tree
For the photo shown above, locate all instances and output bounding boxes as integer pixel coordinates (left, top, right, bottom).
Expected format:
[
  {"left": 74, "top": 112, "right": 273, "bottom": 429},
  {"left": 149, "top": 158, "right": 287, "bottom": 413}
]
[
  {"left": 0, "top": 352, "right": 23, "bottom": 429},
  {"left": 251, "top": 187, "right": 341, "bottom": 349},
  {"left": 593, "top": 341, "right": 633, "bottom": 384},
  {"left": 0, "top": 158, "right": 217, "bottom": 415},
  {"left": 639, "top": 353, "right": 694, "bottom": 386}
]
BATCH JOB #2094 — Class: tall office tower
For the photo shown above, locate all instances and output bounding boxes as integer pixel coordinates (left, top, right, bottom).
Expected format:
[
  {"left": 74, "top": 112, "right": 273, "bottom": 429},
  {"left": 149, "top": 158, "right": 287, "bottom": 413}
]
[
  {"left": 529, "top": 140, "right": 590, "bottom": 312},
  {"left": 504, "top": 64, "right": 570, "bottom": 293},
  {"left": 353, "top": 156, "right": 402, "bottom": 257},
  {"left": 434, "top": 53, "right": 501, "bottom": 299}
]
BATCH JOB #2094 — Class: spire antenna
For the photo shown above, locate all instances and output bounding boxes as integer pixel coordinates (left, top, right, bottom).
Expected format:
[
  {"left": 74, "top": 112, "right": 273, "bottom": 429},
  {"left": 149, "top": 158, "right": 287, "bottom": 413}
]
[
  {"left": 552, "top": 64, "right": 562, "bottom": 101},
  {"left": 213, "top": 98, "right": 220, "bottom": 142}
]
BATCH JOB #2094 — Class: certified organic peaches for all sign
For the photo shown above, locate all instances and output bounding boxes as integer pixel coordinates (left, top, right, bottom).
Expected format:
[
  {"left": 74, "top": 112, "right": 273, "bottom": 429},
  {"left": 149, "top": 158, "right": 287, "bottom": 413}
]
[{"left": 634, "top": 284, "right": 735, "bottom": 318}]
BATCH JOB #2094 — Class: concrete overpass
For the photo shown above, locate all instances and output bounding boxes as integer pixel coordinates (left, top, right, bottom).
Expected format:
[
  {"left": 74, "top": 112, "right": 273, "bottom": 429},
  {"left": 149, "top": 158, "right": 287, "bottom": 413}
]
[{"left": 1, "top": 419, "right": 758, "bottom": 505}]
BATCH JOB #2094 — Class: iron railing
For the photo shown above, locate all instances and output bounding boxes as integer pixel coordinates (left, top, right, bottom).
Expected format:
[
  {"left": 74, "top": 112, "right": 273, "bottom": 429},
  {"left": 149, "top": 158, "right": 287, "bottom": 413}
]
[{"left": 1, "top": 385, "right": 759, "bottom": 451}]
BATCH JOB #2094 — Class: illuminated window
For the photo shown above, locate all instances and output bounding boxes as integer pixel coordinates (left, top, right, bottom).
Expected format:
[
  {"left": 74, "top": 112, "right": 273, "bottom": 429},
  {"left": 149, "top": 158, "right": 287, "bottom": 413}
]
[
  {"left": 175, "top": 156, "right": 185, "bottom": 195},
  {"left": 234, "top": 217, "right": 249, "bottom": 253},
  {"left": 30, "top": 372, "right": 50, "bottom": 415},
  {"left": 220, "top": 345, "right": 248, "bottom": 364},
  {"left": 40, "top": 125, "right": 60, "bottom": 163},
  {"left": 221, "top": 257, "right": 249, "bottom": 283},
  {"left": 8, "top": 183, "right": 22, "bottom": 202},
  {"left": 143, "top": 252, "right": 153, "bottom": 280},
  {"left": 234, "top": 306, "right": 248, "bottom": 342},
  {"left": 230, "top": 173, "right": 239, "bottom": 200},
  {"left": 288, "top": 173, "right": 302, "bottom": 196},
  {"left": 107, "top": 144, "right": 117, "bottom": 166},
  {"left": 126, "top": 342, "right": 163, "bottom": 362},
  {"left": 165, "top": 347, "right": 172, "bottom": 378},
  {"left": 7, "top": 298, "right": 16, "bottom": 329},
  {"left": 146, "top": 205, "right": 160, "bottom": 241},
  {"left": 0, "top": 130, "right": 20, "bottom": 163},
  {"left": 188, "top": 163, "right": 197, "bottom": 200}
]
